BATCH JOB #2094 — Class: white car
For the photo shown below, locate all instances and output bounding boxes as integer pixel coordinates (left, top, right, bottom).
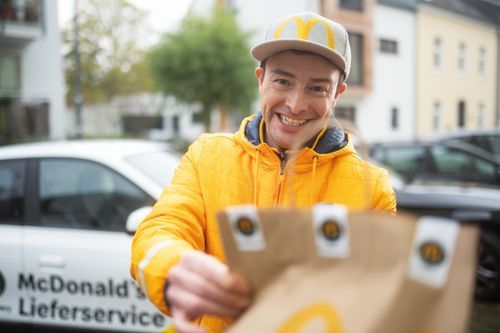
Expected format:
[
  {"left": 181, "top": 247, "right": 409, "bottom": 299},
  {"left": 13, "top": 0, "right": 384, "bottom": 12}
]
[{"left": 0, "top": 140, "right": 180, "bottom": 332}]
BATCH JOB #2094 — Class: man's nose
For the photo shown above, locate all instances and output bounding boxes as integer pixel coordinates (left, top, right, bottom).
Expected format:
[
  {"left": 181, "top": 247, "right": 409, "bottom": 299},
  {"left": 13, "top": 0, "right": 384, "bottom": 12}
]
[{"left": 287, "top": 90, "right": 306, "bottom": 114}]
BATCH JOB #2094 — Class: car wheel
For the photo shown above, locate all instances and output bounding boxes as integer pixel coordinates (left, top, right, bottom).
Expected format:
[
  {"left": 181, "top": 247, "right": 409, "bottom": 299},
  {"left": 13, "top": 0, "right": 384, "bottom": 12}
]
[{"left": 475, "top": 231, "right": 500, "bottom": 302}]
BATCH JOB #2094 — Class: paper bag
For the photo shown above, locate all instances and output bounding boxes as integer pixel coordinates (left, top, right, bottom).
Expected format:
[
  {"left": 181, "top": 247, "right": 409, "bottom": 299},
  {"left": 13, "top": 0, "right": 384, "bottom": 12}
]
[{"left": 216, "top": 205, "right": 479, "bottom": 333}]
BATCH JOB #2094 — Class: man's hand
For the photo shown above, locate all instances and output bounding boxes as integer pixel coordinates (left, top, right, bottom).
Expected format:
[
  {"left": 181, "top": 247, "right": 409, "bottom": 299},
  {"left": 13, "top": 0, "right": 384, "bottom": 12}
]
[{"left": 166, "top": 251, "right": 251, "bottom": 333}]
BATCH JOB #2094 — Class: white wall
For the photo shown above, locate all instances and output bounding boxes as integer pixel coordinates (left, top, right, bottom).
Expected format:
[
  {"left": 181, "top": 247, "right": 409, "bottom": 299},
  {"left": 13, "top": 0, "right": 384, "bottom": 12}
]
[
  {"left": 190, "top": 0, "right": 319, "bottom": 60},
  {"left": 232, "top": 0, "right": 319, "bottom": 47},
  {"left": 356, "top": 4, "right": 416, "bottom": 143},
  {"left": 21, "top": 0, "right": 66, "bottom": 139}
]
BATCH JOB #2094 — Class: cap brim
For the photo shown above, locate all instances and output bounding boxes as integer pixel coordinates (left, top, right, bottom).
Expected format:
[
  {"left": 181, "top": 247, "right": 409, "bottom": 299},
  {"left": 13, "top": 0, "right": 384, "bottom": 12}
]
[{"left": 251, "top": 39, "right": 347, "bottom": 74}]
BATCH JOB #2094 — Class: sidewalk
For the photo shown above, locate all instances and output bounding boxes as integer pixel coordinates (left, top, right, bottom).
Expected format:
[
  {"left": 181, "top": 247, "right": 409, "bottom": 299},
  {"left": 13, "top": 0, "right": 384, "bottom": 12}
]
[{"left": 470, "top": 302, "right": 500, "bottom": 333}]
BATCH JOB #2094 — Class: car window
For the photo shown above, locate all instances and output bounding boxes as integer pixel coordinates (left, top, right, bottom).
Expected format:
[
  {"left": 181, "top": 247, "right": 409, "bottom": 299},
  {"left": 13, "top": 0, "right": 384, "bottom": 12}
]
[
  {"left": 39, "top": 158, "right": 155, "bottom": 231},
  {"left": 126, "top": 150, "right": 180, "bottom": 187},
  {"left": 370, "top": 147, "right": 385, "bottom": 163},
  {"left": 0, "top": 160, "right": 25, "bottom": 223},
  {"left": 459, "top": 136, "right": 482, "bottom": 147},
  {"left": 384, "top": 146, "right": 427, "bottom": 174},
  {"left": 487, "top": 135, "right": 500, "bottom": 157},
  {"left": 430, "top": 145, "right": 495, "bottom": 176}
]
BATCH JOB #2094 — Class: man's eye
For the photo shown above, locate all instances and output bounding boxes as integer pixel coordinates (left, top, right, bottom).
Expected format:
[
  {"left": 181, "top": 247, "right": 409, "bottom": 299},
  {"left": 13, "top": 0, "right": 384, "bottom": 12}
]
[
  {"left": 274, "top": 79, "right": 290, "bottom": 85},
  {"left": 311, "top": 86, "right": 328, "bottom": 94}
]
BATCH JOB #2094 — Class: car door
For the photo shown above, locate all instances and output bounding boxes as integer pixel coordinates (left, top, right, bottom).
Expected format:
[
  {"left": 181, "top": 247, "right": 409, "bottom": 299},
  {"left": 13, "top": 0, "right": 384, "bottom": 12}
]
[
  {"left": 22, "top": 157, "right": 170, "bottom": 332},
  {"left": 376, "top": 145, "right": 429, "bottom": 182},
  {"left": 0, "top": 159, "right": 30, "bottom": 327}
]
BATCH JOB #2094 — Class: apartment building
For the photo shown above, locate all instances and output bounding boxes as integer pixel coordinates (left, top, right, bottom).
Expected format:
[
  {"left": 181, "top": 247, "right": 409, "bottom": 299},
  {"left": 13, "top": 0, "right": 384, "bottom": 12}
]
[
  {"left": 0, "top": 0, "right": 65, "bottom": 143},
  {"left": 415, "top": 0, "right": 498, "bottom": 135}
]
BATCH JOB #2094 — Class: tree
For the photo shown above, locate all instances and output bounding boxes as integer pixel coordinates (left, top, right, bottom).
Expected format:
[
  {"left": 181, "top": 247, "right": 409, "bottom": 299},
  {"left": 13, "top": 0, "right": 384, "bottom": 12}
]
[
  {"left": 148, "top": 10, "right": 257, "bottom": 131},
  {"left": 62, "top": 0, "right": 154, "bottom": 106}
]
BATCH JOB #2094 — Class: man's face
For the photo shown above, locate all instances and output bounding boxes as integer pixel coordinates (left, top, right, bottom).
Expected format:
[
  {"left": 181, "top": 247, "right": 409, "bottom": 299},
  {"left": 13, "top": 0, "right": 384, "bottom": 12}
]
[{"left": 256, "top": 51, "right": 347, "bottom": 151}]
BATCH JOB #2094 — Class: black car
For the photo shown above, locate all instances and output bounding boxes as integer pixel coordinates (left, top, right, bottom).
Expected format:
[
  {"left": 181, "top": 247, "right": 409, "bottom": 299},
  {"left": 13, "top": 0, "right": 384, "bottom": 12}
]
[
  {"left": 436, "top": 130, "right": 500, "bottom": 163},
  {"left": 369, "top": 141, "right": 500, "bottom": 186},
  {"left": 392, "top": 174, "right": 500, "bottom": 302}
]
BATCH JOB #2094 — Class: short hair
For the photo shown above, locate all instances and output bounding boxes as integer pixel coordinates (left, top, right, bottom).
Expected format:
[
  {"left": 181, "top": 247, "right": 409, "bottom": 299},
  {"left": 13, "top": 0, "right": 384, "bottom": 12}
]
[{"left": 259, "top": 49, "right": 345, "bottom": 83}]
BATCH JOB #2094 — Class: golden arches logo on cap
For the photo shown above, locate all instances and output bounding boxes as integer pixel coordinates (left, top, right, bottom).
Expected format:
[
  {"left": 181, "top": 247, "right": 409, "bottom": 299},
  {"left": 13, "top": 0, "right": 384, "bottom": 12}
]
[{"left": 273, "top": 16, "right": 335, "bottom": 49}]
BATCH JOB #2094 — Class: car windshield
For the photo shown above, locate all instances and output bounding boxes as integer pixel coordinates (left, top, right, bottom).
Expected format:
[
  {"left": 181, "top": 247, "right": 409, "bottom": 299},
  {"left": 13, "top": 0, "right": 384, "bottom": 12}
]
[{"left": 126, "top": 150, "right": 180, "bottom": 187}]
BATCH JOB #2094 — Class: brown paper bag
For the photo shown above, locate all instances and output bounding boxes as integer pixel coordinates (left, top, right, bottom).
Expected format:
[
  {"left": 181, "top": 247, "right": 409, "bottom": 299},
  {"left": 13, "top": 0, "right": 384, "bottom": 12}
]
[{"left": 216, "top": 205, "right": 479, "bottom": 333}]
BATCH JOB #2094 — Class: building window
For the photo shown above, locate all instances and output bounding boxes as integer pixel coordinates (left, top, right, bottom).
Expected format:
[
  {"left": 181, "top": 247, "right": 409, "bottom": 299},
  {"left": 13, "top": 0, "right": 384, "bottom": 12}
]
[
  {"left": 432, "top": 101, "right": 441, "bottom": 131},
  {"left": 458, "top": 100, "right": 466, "bottom": 128},
  {"left": 171, "top": 115, "right": 180, "bottom": 135},
  {"left": 0, "top": 55, "right": 20, "bottom": 97},
  {"left": 335, "top": 106, "right": 356, "bottom": 124},
  {"left": 379, "top": 39, "right": 398, "bottom": 54},
  {"left": 192, "top": 111, "right": 203, "bottom": 124},
  {"left": 479, "top": 47, "right": 486, "bottom": 78},
  {"left": 458, "top": 42, "right": 466, "bottom": 75},
  {"left": 347, "top": 32, "right": 363, "bottom": 86},
  {"left": 340, "top": 0, "right": 363, "bottom": 11},
  {"left": 391, "top": 107, "right": 399, "bottom": 129},
  {"left": 478, "top": 103, "right": 485, "bottom": 129},
  {"left": 433, "top": 37, "right": 442, "bottom": 71}
]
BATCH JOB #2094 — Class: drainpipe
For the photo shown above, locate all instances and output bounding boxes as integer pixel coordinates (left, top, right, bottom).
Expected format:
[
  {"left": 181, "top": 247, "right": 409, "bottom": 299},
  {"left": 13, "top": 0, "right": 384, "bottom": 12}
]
[{"left": 73, "top": 0, "right": 83, "bottom": 138}]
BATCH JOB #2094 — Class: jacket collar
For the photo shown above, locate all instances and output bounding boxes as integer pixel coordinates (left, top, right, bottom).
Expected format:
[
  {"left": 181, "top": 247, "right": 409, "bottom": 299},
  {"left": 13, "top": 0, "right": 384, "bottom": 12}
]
[{"left": 244, "top": 112, "right": 348, "bottom": 154}]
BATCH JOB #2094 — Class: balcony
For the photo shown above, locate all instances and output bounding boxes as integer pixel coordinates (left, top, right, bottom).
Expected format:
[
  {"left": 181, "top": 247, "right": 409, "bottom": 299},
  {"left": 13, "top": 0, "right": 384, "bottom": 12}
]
[
  {"left": 0, "top": 0, "right": 43, "bottom": 45},
  {"left": 0, "top": 97, "right": 49, "bottom": 145}
]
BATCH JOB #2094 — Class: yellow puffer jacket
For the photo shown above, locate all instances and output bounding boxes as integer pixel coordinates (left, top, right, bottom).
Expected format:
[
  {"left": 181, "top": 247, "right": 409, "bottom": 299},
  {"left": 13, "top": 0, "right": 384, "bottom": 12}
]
[{"left": 130, "top": 114, "right": 397, "bottom": 333}]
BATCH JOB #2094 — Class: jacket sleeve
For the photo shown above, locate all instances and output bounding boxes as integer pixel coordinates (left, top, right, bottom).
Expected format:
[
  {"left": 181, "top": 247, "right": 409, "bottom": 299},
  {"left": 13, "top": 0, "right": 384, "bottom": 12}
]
[
  {"left": 372, "top": 169, "right": 397, "bottom": 215},
  {"left": 130, "top": 139, "right": 206, "bottom": 315}
]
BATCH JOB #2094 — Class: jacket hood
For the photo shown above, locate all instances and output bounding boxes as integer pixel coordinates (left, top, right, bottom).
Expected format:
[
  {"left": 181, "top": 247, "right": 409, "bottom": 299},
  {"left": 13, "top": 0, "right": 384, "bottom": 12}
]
[{"left": 234, "top": 113, "right": 357, "bottom": 170}]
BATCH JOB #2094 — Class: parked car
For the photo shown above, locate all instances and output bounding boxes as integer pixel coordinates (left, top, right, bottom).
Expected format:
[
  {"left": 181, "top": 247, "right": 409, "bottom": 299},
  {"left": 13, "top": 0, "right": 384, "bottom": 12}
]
[
  {"left": 369, "top": 141, "right": 500, "bottom": 186},
  {"left": 436, "top": 130, "right": 500, "bottom": 163},
  {"left": 0, "top": 140, "right": 181, "bottom": 332},
  {"left": 392, "top": 172, "right": 500, "bottom": 302}
]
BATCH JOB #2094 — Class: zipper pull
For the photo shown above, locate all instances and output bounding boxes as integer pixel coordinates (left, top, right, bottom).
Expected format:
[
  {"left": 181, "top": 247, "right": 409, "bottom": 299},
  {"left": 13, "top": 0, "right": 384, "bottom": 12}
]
[{"left": 279, "top": 151, "right": 286, "bottom": 174}]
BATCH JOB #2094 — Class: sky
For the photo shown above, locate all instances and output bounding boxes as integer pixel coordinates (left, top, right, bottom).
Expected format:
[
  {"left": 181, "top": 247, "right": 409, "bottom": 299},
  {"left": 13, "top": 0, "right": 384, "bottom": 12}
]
[{"left": 57, "top": 0, "right": 193, "bottom": 34}]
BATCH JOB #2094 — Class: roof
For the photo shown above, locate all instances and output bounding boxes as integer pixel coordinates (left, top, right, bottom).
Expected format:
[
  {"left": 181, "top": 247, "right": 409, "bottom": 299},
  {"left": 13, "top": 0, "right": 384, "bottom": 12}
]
[
  {"left": 422, "top": 129, "right": 500, "bottom": 142},
  {"left": 0, "top": 139, "right": 171, "bottom": 161},
  {"left": 369, "top": 139, "right": 499, "bottom": 164},
  {"left": 378, "top": 0, "right": 417, "bottom": 11},
  {"left": 419, "top": 0, "right": 499, "bottom": 25}
]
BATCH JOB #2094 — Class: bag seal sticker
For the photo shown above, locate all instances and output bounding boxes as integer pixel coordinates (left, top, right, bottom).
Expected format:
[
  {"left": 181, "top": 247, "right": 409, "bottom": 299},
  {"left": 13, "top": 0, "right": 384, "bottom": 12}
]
[
  {"left": 312, "top": 204, "right": 349, "bottom": 258},
  {"left": 407, "top": 216, "right": 460, "bottom": 288},
  {"left": 226, "top": 205, "right": 265, "bottom": 252}
]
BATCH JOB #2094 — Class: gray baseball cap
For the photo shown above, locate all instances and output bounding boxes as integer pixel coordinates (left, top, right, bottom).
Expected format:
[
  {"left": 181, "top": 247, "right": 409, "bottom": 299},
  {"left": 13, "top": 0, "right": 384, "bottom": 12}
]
[{"left": 251, "top": 12, "right": 351, "bottom": 81}]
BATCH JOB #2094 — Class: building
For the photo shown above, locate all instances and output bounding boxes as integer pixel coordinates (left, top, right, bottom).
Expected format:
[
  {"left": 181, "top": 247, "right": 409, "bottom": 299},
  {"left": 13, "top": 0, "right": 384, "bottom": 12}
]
[
  {"left": 0, "top": 0, "right": 65, "bottom": 144},
  {"left": 66, "top": 94, "right": 204, "bottom": 143},
  {"left": 415, "top": 0, "right": 498, "bottom": 135},
  {"left": 321, "top": 0, "right": 416, "bottom": 143},
  {"left": 357, "top": 0, "right": 416, "bottom": 142}
]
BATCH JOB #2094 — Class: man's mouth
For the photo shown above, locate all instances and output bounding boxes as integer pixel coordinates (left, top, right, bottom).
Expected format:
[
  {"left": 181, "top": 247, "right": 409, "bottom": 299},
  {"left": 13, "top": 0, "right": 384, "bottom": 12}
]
[{"left": 279, "top": 114, "right": 307, "bottom": 127}]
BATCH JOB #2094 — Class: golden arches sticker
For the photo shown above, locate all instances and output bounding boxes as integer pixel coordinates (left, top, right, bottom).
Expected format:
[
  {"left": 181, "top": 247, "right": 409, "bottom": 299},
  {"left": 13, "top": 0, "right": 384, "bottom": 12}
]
[
  {"left": 276, "top": 303, "right": 344, "bottom": 333},
  {"left": 273, "top": 16, "right": 335, "bottom": 49},
  {"left": 236, "top": 217, "right": 255, "bottom": 236},
  {"left": 419, "top": 241, "right": 445, "bottom": 265}
]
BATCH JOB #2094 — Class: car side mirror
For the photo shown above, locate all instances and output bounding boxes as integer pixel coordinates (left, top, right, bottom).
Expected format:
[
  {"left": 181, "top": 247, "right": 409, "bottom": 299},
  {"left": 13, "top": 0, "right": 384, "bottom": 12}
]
[{"left": 126, "top": 206, "right": 153, "bottom": 235}]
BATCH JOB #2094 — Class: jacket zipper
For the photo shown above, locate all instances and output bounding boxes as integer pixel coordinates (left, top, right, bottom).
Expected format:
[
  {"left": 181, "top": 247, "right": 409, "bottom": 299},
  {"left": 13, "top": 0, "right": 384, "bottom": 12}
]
[
  {"left": 275, "top": 151, "right": 287, "bottom": 205},
  {"left": 278, "top": 151, "right": 286, "bottom": 175}
]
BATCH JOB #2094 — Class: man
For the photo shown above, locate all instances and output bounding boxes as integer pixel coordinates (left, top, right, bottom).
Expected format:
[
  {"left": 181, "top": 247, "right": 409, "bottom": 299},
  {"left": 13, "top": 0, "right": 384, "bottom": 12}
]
[{"left": 131, "top": 12, "right": 396, "bottom": 333}]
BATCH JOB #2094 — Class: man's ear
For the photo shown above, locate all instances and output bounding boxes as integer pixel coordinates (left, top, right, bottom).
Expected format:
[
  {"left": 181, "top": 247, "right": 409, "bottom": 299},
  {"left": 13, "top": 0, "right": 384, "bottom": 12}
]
[
  {"left": 255, "top": 67, "right": 264, "bottom": 87},
  {"left": 334, "top": 82, "right": 347, "bottom": 99}
]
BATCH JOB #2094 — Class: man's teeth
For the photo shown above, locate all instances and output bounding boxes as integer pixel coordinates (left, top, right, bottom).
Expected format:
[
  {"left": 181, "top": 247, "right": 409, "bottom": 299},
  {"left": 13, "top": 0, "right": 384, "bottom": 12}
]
[{"left": 280, "top": 115, "right": 307, "bottom": 126}]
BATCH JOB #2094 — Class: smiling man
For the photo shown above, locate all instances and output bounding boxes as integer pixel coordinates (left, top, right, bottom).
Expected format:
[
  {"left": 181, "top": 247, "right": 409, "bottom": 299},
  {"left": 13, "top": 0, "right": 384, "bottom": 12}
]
[{"left": 131, "top": 12, "right": 396, "bottom": 333}]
